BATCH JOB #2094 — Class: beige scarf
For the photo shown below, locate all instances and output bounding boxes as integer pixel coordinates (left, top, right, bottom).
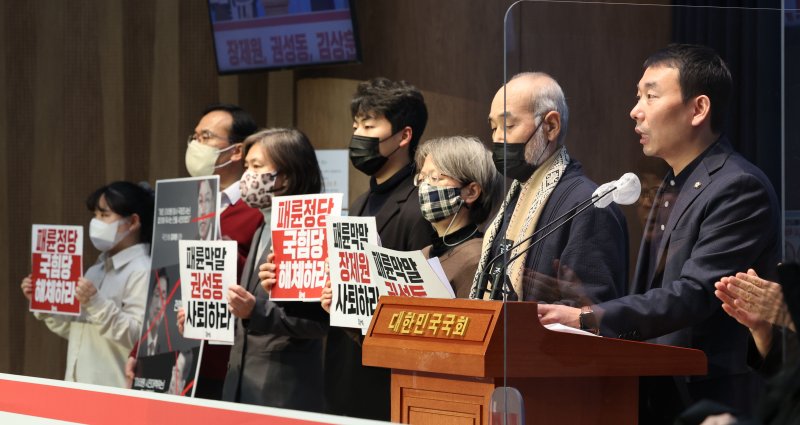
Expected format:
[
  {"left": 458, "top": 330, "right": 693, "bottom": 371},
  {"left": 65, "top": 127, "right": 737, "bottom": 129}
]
[{"left": 470, "top": 147, "right": 569, "bottom": 300}]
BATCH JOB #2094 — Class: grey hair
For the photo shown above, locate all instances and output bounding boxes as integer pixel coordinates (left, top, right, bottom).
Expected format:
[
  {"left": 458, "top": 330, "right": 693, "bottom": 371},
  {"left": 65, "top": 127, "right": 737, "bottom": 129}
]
[
  {"left": 415, "top": 136, "right": 502, "bottom": 226},
  {"left": 510, "top": 72, "right": 569, "bottom": 145}
]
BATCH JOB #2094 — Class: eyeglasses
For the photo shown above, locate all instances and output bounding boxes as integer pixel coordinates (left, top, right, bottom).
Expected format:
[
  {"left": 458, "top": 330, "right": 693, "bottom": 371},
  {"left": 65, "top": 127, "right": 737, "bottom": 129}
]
[
  {"left": 413, "top": 172, "right": 458, "bottom": 187},
  {"left": 187, "top": 130, "right": 231, "bottom": 146}
]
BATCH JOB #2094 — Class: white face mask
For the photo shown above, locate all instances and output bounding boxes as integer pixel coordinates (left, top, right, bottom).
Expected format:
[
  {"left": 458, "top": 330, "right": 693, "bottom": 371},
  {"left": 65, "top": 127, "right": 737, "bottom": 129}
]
[
  {"left": 89, "top": 218, "right": 129, "bottom": 252},
  {"left": 184, "top": 140, "right": 236, "bottom": 177}
]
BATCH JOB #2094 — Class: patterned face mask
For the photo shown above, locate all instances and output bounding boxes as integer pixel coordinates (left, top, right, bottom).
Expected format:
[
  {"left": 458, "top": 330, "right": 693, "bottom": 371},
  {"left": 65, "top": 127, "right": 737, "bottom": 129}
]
[
  {"left": 418, "top": 182, "right": 464, "bottom": 223},
  {"left": 239, "top": 169, "right": 278, "bottom": 210}
]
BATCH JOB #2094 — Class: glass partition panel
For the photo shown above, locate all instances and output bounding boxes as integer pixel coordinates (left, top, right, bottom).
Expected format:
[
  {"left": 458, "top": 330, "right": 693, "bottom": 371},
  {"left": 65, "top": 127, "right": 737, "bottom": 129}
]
[{"left": 493, "top": 2, "right": 790, "bottom": 424}]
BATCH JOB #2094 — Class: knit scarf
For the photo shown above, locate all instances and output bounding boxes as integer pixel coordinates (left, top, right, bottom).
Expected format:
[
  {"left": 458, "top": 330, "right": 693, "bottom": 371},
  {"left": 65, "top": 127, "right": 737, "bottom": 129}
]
[{"left": 470, "top": 146, "right": 569, "bottom": 300}]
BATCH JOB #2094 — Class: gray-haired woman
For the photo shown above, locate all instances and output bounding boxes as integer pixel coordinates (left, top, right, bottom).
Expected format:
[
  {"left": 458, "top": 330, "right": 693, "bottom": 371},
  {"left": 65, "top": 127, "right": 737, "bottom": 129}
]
[{"left": 414, "top": 136, "right": 501, "bottom": 297}]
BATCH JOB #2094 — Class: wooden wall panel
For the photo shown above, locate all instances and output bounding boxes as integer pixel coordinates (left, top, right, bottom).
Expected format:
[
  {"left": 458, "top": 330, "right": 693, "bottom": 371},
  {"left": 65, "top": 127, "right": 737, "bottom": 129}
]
[
  {"left": 513, "top": 1, "right": 671, "bottom": 184},
  {"left": 266, "top": 70, "right": 294, "bottom": 128},
  {"left": 0, "top": 0, "right": 8, "bottom": 372},
  {"left": 218, "top": 75, "right": 240, "bottom": 106},
  {"left": 148, "top": 0, "right": 181, "bottom": 181},
  {"left": 238, "top": 73, "right": 271, "bottom": 128},
  {"left": 2, "top": 0, "right": 38, "bottom": 375},
  {"left": 296, "top": 78, "right": 364, "bottom": 206},
  {"left": 98, "top": 0, "right": 126, "bottom": 183},
  {"left": 179, "top": 0, "right": 221, "bottom": 170},
  {"left": 19, "top": 0, "right": 70, "bottom": 379},
  {"left": 122, "top": 0, "right": 156, "bottom": 185},
  {"left": 62, "top": 1, "right": 106, "bottom": 227}
]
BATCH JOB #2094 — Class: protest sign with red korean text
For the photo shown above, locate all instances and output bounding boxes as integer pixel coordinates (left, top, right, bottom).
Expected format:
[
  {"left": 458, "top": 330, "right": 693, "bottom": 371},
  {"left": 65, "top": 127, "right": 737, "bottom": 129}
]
[
  {"left": 270, "top": 193, "right": 342, "bottom": 301},
  {"left": 363, "top": 243, "right": 455, "bottom": 300},
  {"left": 29, "top": 225, "right": 83, "bottom": 315},
  {"left": 179, "top": 240, "right": 236, "bottom": 343},
  {"left": 327, "top": 216, "right": 378, "bottom": 331}
]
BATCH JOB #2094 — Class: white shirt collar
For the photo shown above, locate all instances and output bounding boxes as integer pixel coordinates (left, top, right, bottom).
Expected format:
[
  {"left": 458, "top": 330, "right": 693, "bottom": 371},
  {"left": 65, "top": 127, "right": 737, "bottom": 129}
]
[
  {"left": 102, "top": 243, "right": 150, "bottom": 271},
  {"left": 221, "top": 181, "right": 241, "bottom": 210}
]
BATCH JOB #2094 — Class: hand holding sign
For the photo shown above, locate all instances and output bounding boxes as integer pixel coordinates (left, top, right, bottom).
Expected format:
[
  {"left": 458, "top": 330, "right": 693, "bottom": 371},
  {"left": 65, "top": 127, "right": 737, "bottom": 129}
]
[
  {"left": 177, "top": 307, "right": 186, "bottom": 336},
  {"left": 321, "top": 279, "right": 332, "bottom": 313},
  {"left": 228, "top": 284, "right": 255, "bottom": 319},
  {"left": 20, "top": 274, "right": 33, "bottom": 302},
  {"left": 75, "top": 277, "right": 98, "bottom": 304},
  {"left": 125, "top": 356, "right": 137, "bottom": 389},
  {"left": 258, "top": 253, "right": 277, "bottom": 292}
]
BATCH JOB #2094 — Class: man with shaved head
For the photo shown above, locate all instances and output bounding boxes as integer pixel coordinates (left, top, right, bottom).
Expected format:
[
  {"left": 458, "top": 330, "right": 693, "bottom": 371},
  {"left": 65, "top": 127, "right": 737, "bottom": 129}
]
[{"left": 470, "top": 72, "right": 629, "bottom": 310}]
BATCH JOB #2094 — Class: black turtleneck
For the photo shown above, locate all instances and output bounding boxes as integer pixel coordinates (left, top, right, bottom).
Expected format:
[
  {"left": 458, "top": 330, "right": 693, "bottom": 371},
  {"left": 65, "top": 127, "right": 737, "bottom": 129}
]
[{"left": 429, "top": 223, "right": 482, "bottom": 258}]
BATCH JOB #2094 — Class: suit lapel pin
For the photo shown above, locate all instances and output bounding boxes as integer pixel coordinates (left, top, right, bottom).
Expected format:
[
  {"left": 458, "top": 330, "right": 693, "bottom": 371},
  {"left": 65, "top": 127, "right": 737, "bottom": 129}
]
[{"left": 693, "top": 182, "right": 702, "bottom": 189}]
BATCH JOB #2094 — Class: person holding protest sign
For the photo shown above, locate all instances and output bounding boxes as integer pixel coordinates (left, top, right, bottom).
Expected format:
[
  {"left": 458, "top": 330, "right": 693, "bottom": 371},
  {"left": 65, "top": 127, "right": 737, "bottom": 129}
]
[
  {"left": 127, "top": 104, "right": 262, "bottom": 398},
  {"left": 322, "top": 77, "right": 433, "bottom": 421},
  {"left": 317, "top": 136, "right": 498, "bottom": 310},
  {"left": 20, "top": 181, "right": 154, "bottom": 387},
  {"left": 178, "top": 128, "right": 328, "bottom": 411},
  {"left": 413, "top": 136, "right": 501, "bottom": 298}
]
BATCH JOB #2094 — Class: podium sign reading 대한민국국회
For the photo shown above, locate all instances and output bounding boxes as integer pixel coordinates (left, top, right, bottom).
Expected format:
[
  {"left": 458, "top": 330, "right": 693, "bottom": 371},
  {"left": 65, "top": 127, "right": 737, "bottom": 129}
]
[{"left": 363, "top": 297, "right": 708, "bottom": 425}]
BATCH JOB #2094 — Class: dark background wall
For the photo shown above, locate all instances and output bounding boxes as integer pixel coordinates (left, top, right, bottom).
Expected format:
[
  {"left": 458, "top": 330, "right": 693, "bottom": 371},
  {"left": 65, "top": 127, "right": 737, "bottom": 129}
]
[{"left": 0, "top": 0, "right": 791, "bottom": 380}]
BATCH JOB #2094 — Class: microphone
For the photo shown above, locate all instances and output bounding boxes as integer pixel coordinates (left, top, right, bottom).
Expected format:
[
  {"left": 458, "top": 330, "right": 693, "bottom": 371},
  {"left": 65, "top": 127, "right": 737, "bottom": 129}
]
[
  {"left": 611, "top": 172, "right": 641, "bottom": 205},
  {"left": 593, "top": 172, "right": 641, "bottom": 208},
  {"left": 475, "top": 173, "right": 640, "bottom": 300}
]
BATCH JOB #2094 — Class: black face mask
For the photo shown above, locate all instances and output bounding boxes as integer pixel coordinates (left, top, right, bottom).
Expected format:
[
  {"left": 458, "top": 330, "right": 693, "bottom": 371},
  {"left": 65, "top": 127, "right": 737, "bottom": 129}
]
[
  {"left": 349, "top": 133, "right": 400, "bottom": 176},
  {"left": 492, "top": 117, "right": 548, "bottom": 182}
]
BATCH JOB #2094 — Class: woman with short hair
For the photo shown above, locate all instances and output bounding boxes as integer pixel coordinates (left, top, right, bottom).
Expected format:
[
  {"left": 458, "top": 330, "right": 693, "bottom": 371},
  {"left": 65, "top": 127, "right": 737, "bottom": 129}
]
[{"left": 413, "top": 136, "right": 501, "bottom": 298}]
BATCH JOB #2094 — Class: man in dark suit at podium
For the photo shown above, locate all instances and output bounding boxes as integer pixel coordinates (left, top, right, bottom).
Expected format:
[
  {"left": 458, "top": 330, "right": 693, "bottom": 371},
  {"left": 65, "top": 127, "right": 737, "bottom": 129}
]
[{"left": 538, "top": 44, "right": 780, "bottom": 424}]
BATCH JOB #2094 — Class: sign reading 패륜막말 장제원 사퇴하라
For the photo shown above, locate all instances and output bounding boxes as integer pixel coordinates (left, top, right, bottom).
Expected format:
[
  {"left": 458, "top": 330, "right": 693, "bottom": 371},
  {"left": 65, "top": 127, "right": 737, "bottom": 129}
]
[{"left": 327, "top": 216, "right": 379, "bottom": 333}]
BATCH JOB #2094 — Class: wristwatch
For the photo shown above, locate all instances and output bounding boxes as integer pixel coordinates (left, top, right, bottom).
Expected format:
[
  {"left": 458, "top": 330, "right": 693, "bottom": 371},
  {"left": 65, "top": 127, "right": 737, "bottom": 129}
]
[{"left": 579, "top": 306, "right": 599, "bottom": 335}]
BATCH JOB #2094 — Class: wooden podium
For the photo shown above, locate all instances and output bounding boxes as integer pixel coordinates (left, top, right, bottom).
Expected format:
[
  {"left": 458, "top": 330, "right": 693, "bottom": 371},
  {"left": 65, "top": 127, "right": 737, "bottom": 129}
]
[{"left": 362, "top": 297, "right": 707, "bottom": 425}]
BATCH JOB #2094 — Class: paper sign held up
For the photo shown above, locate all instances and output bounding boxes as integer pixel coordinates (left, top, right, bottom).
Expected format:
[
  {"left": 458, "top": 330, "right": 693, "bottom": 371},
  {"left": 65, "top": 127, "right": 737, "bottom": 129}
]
[
  {"left": 327, "top": 216, "right": 379, "bottom": 331},
  {"left": 179, "top": 240, "right": 236, "bottom": 343},
  {"left": 270, "top": 193, "right": 343, "bottom": 301},
  {"left": 30, "top": 225, "right": 83, "bottom": 316}
]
